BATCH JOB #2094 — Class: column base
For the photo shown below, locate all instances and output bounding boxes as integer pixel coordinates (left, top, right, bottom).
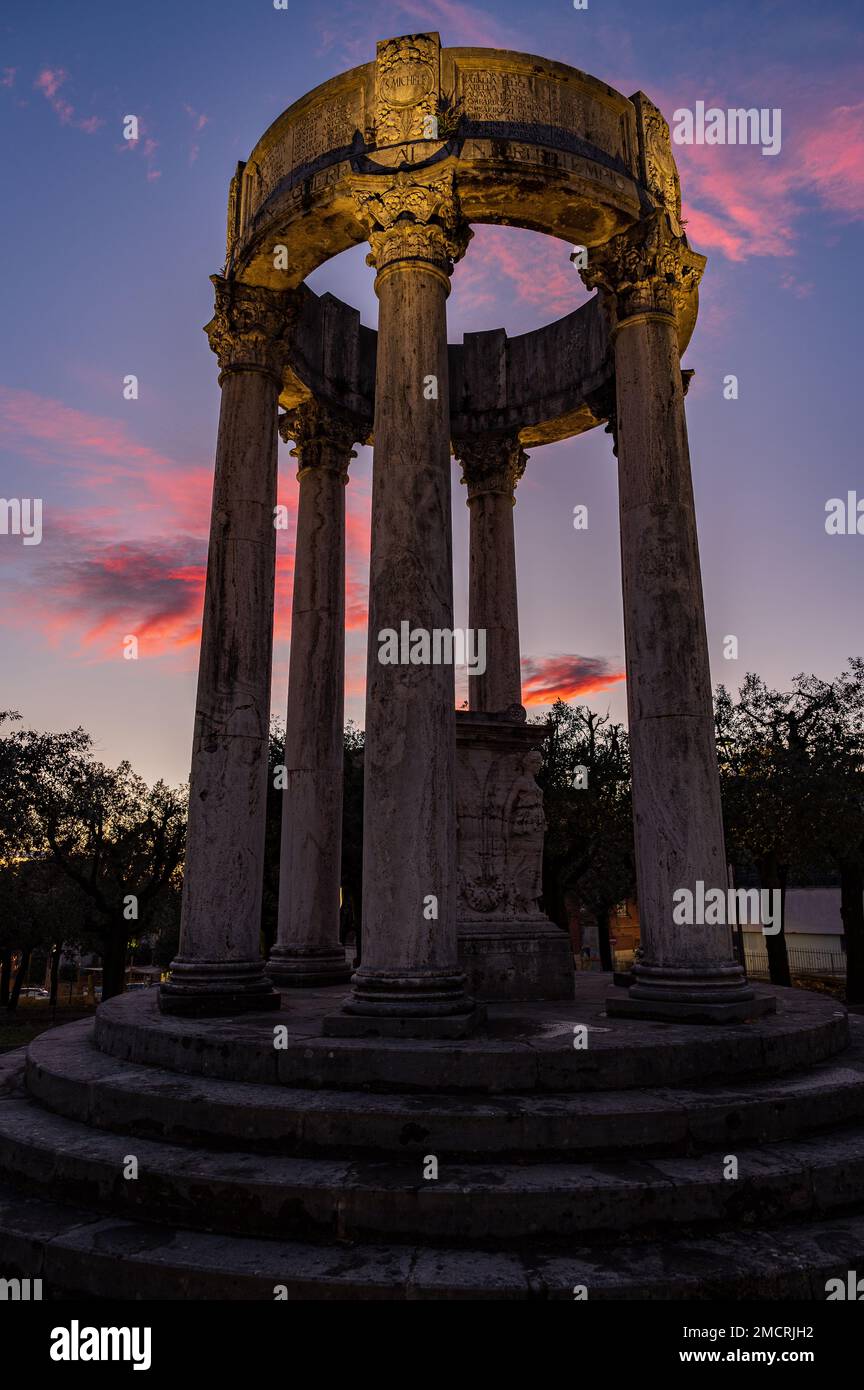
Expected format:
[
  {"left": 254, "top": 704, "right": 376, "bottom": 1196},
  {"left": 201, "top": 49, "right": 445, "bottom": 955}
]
[
  {"left": 159, "top": 959, "right": 279, "bottom": 1017},
  {"left": 266, "top": 946, "right": 351, "bottom": 988},
  {"left": 323, "top": 967, "right": 480, "bottom": 1038},
  {"left": 606, "top": 961, "right": 776, "bottom": 1025}
]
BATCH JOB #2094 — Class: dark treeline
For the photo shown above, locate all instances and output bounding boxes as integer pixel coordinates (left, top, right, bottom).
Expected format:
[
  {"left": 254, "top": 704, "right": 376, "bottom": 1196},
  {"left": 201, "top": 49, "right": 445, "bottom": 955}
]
[
  {"left": 536, "top": 659, "right": 864, "bottom": 1000},
  {"left": 1, "top": 659, "right": 861, "bottom": 1007}
]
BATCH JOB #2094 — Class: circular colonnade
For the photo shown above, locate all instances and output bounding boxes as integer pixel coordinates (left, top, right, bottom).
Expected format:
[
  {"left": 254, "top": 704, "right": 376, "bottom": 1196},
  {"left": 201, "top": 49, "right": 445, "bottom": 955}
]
[{"left": 160, "top": 32, "right": 771, "bottom": 1032}]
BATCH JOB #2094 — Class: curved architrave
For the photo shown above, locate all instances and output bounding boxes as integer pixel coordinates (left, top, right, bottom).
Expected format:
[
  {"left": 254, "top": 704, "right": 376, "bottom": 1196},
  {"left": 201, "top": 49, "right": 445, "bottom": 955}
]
[{"left": 279, "top": 280, "right": 699, "bottom": 450}]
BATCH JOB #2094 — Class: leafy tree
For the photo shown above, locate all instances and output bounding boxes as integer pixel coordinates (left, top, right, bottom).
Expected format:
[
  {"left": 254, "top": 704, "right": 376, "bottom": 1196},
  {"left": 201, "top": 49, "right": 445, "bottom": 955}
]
[
  {"left": 715, "top": 670, "right": 860, "bottom": 990},
  {"left": 2, "top": 722, "right": 185, "bottom": 1000},
  {"left": 534, "top": 701, "right": 635, "bottom": 970},
  {"left": 793, "top": 661, "right": 864, "bottom": 1001}
]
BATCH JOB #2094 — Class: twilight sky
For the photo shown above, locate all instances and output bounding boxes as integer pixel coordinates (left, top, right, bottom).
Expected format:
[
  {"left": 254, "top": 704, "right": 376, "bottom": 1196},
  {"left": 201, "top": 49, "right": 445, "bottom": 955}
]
[{"left": 1, "top": 0, "right": 862, "bottom": 788}]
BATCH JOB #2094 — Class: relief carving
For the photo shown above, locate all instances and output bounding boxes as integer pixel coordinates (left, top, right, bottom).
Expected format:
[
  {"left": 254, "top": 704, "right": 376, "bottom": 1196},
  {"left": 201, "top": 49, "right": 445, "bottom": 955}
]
[
  {"left": 457, "top": 739, "right": 548, "bottom": 922},
  {"left": 374, "top": 33, "right": 440, "bottom": 147},
  {"left": 636, "top": 95, "right": 683, "bottom": 236}
]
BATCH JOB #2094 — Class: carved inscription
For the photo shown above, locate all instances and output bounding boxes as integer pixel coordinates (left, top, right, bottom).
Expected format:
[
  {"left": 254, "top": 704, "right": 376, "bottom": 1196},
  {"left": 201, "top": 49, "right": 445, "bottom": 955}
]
[
  {"left": 460, "top": 69, "right": 547, "bottom": 126},
  {"left": 292, "top": 98, "right": 358, "bottom": 172}
]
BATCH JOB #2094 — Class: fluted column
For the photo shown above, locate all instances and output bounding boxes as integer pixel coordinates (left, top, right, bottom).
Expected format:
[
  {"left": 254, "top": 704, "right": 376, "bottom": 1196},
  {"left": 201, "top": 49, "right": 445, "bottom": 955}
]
[
  {"left": 454, "top": 434, "right": 526, "bottom": 712},
  {"left": 325, "top": 166, "right": 478, "bottom": 1037},
  {"left": 161, "top": 277, "right": 294, "bottom": 1015},
  {"left": 268, "top": 400, "right": 356, "bottom": 987},
  {"left": 582, "top": 212, "right": 770, "bottom": 1022}
]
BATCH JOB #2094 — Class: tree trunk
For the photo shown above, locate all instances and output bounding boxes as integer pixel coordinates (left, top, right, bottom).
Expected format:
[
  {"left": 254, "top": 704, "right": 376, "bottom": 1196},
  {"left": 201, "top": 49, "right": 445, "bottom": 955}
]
[
  {"left": 49, "top": 943, "right": 62, "bottom": 1008},
  {"left": 0, "top": 949, "right": 11, "bottom": 1007},
  {"left": 101, "top": 931, "right": 128, "bottom": 1001},
  {"left": 757, "top": 852, "right": 791, "bottom": 988},
  {"left": 840, "top": 855, "right": 864, "bottom": 1006},
  {"left": 596, "top": 903, "right": 614, "bottom": 973},
  {"left": 7, "top": 947, "right": 32, "bottom": 1013}
]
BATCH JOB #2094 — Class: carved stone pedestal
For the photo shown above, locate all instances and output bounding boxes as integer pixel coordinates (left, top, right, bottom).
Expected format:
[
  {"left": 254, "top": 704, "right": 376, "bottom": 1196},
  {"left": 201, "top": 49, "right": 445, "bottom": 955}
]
[{"left": 456, "top": 710, "right": 575, "bottom": 1001}]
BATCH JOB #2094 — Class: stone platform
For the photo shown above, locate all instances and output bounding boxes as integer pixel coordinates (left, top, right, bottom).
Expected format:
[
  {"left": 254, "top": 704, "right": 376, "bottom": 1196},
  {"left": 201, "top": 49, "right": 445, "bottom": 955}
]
[{"left": 2, "top": 978, "right": 864, "bottom": 1300}]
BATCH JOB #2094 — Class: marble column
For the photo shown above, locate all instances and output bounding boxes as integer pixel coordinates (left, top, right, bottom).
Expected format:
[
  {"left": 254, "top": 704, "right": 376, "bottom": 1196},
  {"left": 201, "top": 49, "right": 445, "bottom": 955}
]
[
  {"left": 454, "top": 434, "right": 526, "bottom": 713},
  {"left": 161, "top": 277, "right": 294, "bottom": 1015},
  {"left": 267, "top": 400, "right": 356, "bottom": 987},
  {"left": 582, "top": 213, "right": 771, "bottom": 1022},
  {"left": 325, "top": 168, "right": 477, "bottom": 1037}
]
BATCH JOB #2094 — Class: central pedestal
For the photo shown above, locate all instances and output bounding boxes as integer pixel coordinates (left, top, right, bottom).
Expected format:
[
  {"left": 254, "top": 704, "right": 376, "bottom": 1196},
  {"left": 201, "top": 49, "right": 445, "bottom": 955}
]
[{"left": 456, "top": 709, "right": 574, "bottom": 1001}]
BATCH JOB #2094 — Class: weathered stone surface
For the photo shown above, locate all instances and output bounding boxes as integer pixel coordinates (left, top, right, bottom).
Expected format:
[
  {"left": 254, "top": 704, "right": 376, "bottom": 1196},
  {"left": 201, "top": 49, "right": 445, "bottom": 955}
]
[
  {"left": 6, "top": 1085, "right": 864, "bottom": 1243},
  {"left": 28, "top": 1021, "right": 864, "bottom": 1159},
  {"left": 329, "top": 162, "right": 476, "bottom": 1035},
  {"left": 268, "top": 402, "right": 356, "bottom": 987},
  {"left": 94, "top": 983, "right": 848, "bottom": 1095},
  {"left": 0, "top": 998, "right": 862, "bottom": 1299},
  {"left": 455, "top": 712, "right": 574, "bottom": 1000}
]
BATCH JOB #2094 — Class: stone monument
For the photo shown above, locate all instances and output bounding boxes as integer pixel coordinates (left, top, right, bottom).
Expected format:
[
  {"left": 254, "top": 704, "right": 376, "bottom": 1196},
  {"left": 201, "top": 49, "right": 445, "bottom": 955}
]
[{"left": 6, "top": 35, "right": 863, "bottom": 1309}]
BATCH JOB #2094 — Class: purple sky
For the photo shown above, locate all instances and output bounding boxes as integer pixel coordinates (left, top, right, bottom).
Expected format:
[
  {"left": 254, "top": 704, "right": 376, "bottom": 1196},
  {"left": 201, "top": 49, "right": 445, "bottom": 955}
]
[{"left": 1, "top": 0, "right": 862, "bottom": 787}]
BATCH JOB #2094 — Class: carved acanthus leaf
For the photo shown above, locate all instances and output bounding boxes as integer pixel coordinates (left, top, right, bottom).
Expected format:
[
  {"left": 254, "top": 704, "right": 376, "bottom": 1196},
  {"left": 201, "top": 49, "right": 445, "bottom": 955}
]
[
  {"left": 279, "top": 399, "right": 357, "bottom": 475},
  {"left": 579, "top": 212, "right": 705, "bottom": 321},
  {"left": 455, "top": 434, "right": 528, "bottom": 499},
  {"left": 350, "top": 168, "right": 472, "bottom": 273},
  {"left": 204, "top": 276, "right": 298, "bottom": 377}
]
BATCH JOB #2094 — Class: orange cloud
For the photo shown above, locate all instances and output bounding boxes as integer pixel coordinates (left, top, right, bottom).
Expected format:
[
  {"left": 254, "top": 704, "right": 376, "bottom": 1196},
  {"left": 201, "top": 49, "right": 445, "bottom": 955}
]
[{"left": 520, "top": 655, "right": 625, "bottom": 706}]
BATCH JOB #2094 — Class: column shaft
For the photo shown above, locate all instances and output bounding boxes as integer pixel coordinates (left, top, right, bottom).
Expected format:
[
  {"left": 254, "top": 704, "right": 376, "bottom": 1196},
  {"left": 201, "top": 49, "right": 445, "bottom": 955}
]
[
  {"left": 615, "top": 313, "right": 744, "bottom": 991},
  {"left": 268, "top": 405, "right": 354, "bottom": 986},
  {"left": 581, "top": 213, "right": 769, "bottom": 1022},
  {"left": 326, "top": 168, "right": 477, "bottom": 1035},
  {"left": 161, "top": 365, "right": 280, "bottom": 1014},
  {"left": 457, "top": 435, "right": 526, "bottom": 712}
]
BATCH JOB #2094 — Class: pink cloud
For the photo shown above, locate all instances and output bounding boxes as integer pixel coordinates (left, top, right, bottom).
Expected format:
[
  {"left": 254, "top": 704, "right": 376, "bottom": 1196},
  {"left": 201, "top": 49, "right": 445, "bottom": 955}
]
[
  {"left": 1, "top": 69, "right": 16, "bottom": 88},
  {"left": 451, "top": 225, "right": 589, "bottom": 325},
  {"left": 34, "top": 67, "right": 103, "bottom": 134},
  {"left": 117, "top": 122, "right": 161, "bottom": 181},
  {"left": 183, "top": 103, "right": 209, "bottom": 132},
  {"left": 672, "top": 88, "right": 864, "bottom": 268},
  {"left": 0, "top": 388, "right": 370, "bottom": 660}
]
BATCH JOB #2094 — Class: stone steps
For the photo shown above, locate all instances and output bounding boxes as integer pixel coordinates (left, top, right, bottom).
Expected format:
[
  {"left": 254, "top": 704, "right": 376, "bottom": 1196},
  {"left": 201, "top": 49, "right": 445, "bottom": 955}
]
[
  {"left": 94, "top": 985, "right": 849, "bottom": 1094},
  {"left": 3, "top": 1083, "right": 864, "bottom": 1243},
  {"left": 25, "top": 1020, "right": 864, "bottom": 1160},
  {"left": 1, "top": 1180, "right": 863, "bottom": 1301},
  {"left": 4, "top": 987, "right": 864, "bottom": 1299}
]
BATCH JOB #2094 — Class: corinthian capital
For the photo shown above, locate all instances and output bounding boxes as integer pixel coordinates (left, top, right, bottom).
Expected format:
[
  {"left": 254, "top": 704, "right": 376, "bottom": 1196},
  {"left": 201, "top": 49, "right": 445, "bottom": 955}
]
[
  {"left": 279, "top": 399, "right": 357, "bottom": 478},
  {"left": 579, "top": 212, "right": 705, "bottom": 323},
  {"left": 204, "top": 275, "right": 298, "bottom": 380},
  {"left": 455, "top": 433, "right": 528, "bottom": 501},
  {"left": 350, "top": 168, "right": 472, "bottom": 277}
]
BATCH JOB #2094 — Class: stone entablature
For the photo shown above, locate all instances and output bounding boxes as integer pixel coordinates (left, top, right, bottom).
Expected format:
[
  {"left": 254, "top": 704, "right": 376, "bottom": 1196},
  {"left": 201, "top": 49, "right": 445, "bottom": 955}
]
[{"left": 230, "top": 38, "right": 643, "bottom": 288}]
